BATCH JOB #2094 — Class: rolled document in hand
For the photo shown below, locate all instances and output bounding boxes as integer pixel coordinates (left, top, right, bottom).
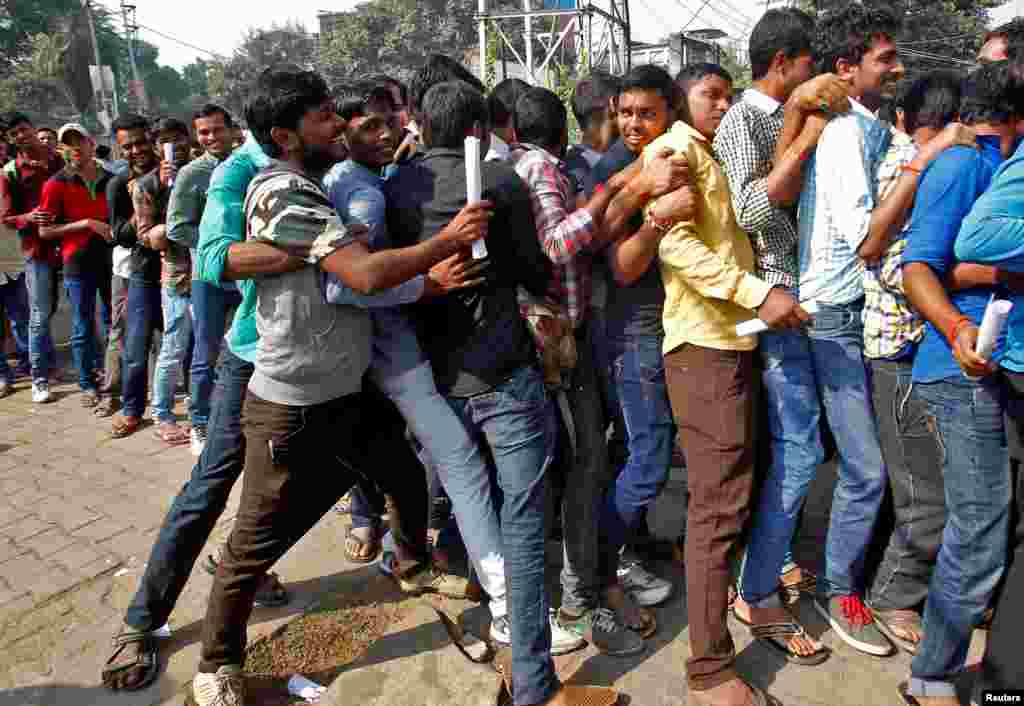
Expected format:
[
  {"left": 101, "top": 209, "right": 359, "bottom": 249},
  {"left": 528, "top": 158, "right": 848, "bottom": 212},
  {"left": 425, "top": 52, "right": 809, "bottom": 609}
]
[
  {"left": 976, "top": 296, "right": 1013, "bottom": 360},
  {"left": 735, "top": 300, "right": 820, "bottom": 337},
  {"left": 464, "top": 136, "right": 488, "bottom": 260},
  {"left": 163, "top": 143, "right": 176, "bottom": 187}
]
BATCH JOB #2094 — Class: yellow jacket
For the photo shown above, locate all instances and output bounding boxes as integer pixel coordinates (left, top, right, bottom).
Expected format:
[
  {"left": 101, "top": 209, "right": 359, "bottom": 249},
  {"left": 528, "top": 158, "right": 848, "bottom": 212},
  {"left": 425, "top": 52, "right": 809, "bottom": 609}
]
[{"left": 647, "top": 121, "right": 773, "bottom": 354}]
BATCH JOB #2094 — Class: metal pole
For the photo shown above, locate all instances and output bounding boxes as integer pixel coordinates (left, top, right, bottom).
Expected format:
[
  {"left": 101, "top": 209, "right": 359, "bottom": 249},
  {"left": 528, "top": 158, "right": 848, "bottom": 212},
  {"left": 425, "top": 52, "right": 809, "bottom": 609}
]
[
  {"left": 83, "top": 0, "right": 110, "bottom": 122},
  {"left": 479, "top": 0, "right": 488, "bottom": 83},
  {"left": 121, "top": 1, "right": 148, "bottom": 113},
  {"left": 524, "top": 0, "right": 534, "bottom": 84}
]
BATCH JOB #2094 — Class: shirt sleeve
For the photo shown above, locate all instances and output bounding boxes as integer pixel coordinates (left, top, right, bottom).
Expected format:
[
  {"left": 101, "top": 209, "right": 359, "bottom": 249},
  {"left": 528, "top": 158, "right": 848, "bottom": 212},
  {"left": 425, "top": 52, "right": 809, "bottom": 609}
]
[
  {"left": 516, "top": 157, "right": 595, "bottom": 265},
  {"left": 903, "top": 150, "right": 977, "bottom": 276},
  {"left": 166, "top": 165, "right": 202, "bottom": 248},
  {"left": 133, "top": 177, "right": 160, "bottom": 238},
  {"left": 654, "top": 138, "right": 773, "bottom": 311},
  {"left": 816, "top": 117, "right": 877, "bottom": 253},
  {"left": 713, "top": 108, "right": 774, "bottom": 234},
  {"left": 246, "top": 175, "right": 360, "bottom": 264},
  {"left": 39, "top": 178, "right": 64, "bottom": 226},
  {"left": 196, "top": 163, "right": 248, "bottom": 286},
  {"left": 955, "top": 157, "right": 1024, "bottom": 271}
]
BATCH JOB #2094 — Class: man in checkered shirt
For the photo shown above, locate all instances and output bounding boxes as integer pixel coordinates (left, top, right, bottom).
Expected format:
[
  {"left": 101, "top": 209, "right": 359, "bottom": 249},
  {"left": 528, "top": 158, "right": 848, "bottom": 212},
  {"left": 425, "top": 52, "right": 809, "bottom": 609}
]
[{"left": 713, "top": 7, "right": 853, "bottom": 664}]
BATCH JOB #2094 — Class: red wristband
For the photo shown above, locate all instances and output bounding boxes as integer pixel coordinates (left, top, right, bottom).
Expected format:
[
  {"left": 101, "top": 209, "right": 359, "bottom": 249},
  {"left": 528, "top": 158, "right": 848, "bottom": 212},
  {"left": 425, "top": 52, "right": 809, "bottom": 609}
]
[
  {"left": 594, "top": 182, "right": 605, "bottom": 195},
  {"left": 945, "top": 316, "right": 974, "bottom": 348}
]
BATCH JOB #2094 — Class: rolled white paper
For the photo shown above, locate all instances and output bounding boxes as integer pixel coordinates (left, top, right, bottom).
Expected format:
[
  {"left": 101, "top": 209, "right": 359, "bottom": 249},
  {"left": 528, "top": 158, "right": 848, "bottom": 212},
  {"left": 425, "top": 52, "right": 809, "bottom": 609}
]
[
  {"left": 287, "top": 674, "right": 326, "bottom": 702},
  {"left": 735, "top": 300, "right": 820, "bottom": 337},
  {"left": 464, "top": 136, "right": 488, "bottom": 260},
  {"left": 162, "top": 143, "right": 176, "bottom": 187},
  {"left": 976, "top": 296, "right": 1013, "bottom": 360}
]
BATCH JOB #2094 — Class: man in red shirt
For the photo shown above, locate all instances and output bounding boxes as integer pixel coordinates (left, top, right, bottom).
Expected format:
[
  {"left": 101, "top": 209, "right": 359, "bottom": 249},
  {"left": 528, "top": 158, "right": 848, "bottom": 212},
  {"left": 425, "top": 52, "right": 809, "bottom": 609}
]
[
  {"left": 38, "top": 123, "right": 114, "bottom": 405},
  {"left": 0, "top": 112, "right": 65, "bottom": 402}
]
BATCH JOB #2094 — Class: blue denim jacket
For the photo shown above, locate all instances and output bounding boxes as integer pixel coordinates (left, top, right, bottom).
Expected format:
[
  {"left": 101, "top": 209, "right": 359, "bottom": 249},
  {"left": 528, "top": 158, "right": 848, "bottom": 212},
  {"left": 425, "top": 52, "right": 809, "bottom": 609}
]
[
  {"left": 323, "top": 159, "right": 426, "bottom": 380},
  {"left": 195, "top": 137, "right": 270, "bottom": 363},
  {"left": 955, "top": 138, "right": 1024, "bottom": 374}
]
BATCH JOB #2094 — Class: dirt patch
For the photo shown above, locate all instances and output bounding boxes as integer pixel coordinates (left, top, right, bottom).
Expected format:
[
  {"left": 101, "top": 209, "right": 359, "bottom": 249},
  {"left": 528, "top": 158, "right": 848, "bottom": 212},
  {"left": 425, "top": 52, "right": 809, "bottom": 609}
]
[{"left": 241, "top": 574, "right": 408, "bottom": 705}]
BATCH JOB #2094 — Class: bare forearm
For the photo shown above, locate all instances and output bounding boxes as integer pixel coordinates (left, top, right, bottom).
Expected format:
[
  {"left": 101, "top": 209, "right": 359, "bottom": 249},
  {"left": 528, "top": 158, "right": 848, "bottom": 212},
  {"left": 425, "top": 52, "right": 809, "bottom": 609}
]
[
  {"left": 224, "top": 241, "right": 304, "bottom": 280},
  {"left": 947, "top": 263, "right": 999, "bottom": 291},
  {"left": 605, "top": 179, "right": 651, "bottom": 241},
  {"left": 859, "top": 176, "right": 919, "bottom": 262},
  {"left": 773, "top": 105, "right": 809, "bottom": 166},
  {"left": 766, "top": 132, "right": 813, "bottom": 206},
  {"left": 904, "top": 262, "right": 964, "bottom": 333},
  {"left": 145, "top": 225, "right": 170, "bottom": 252},
  {"left": 38, "top": 221, "right": 83, "bottom": 240},
  {"left": 609, "top": 224, "right": 661, "bottom": 286},
  {"left": 323, "top": 236, "right": 459, "bottom": 295}
]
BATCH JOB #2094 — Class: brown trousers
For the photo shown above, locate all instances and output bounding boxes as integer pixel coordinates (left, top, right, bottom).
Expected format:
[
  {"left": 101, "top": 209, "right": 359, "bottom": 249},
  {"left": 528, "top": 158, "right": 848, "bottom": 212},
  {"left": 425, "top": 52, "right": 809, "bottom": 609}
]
[{"left": 664, "top": 344, "right": 756, "bottom": 691}]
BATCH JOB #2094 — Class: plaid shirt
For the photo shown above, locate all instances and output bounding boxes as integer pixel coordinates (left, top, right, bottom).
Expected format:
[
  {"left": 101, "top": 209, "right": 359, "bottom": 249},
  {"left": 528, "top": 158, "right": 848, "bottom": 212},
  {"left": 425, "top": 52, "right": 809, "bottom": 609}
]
[
  {"left": 511, "top": 143, "right": 596, "bottom": 327},
  {"left": 713, "top": 89, "right": 797, "bottom": 290},
  {"left": 863, "top": 130, "right": 925, "bottom": 360}
]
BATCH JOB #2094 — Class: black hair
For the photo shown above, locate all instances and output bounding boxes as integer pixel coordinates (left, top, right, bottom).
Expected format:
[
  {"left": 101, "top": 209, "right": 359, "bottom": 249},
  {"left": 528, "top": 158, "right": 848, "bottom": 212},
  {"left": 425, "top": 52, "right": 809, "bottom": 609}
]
[
  {"left": 571, "top": 70, "right": 620, "bottom": 131},
  {"left": 488, "top": 78, "right": 531, "bottom": 128},
  {"left": 960, "top": 61, "right": 1024, "bottom": 125},
  {"left": 409, "top": 54, "right": 487, "bottom": 115},
  {"left": 371, "top": 75, "right": 409, "bottom": 106},
  {"left": 814, "top": 4, "right": 900, "bottom": 75},
  {"left": 513, "top": 87, "right": 567, "bottom": 150},
  {"left": 96, "top": 145, "right": 112, "bottom": 159},
  {"left": 421, "top": 81, "right": 488, "bottom": 149},
  {"left": 749, "top": 8, "right": 815, "bottom": 81},
  {"left": 111, "top": 113, "right": 151, "bottom": 135},
  {"left": 618, "top": 64, "right": 676, "bottom": 113},
  {"left": 38, "top": 126, "right": 57, "bottom": 136},
  {"left": 244, "top": 68, "right": 331, "bottom": 158},
  {"left": 336, "top": 84, "right": 397, "bottom": 122},
  {"left": 154, "top": 117, "right": 190, "bottom": 139},
  {"left": 0, "top": 112, "right": 32, "bottom": 133},
  {"left": 193, "top": 103, "right": 234, "bottom": 128},
  {"left": 877, "top": 97, "right": 899, "bottom": 126},
  {"left": 900, "top": 71, "right": 962, "bottom": 134}
]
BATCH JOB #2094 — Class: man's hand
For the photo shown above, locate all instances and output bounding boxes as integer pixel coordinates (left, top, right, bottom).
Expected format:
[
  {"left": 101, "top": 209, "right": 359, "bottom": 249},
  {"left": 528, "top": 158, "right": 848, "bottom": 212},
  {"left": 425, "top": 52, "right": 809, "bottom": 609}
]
[
  {"left": 917, "top": 123, "right": 977, "bottom": 166},
  {"left": 789, "top": 74, "right": 850, "bottom": 115},
  {"left": 29, "top": 210, "right": 53, "bottom": 226},
  {"left": 424, "top": 250, "right": 489, "bottom": 297},
  {"left": 159, "top": 160, "right": 176, "bottom": 188},
  {"left": 84, "top": 219, "right": 112, "bottom": 242},
  {"left": 650, "top": 185, "right": 696, "bottom": 226},
  {"left": 952, "top": 323, "right": 997, "bottom": 378},
  {"left": 641, "top": 148, "right": 689, "bottom": 198},
  {"left": 394, "top": 132, "right": 419, "bottom": 163},
  {"left": 756, "top": 288, "right": 811, "bottom": 330},
  {"left": 438, "top": 201, "right": 493, "bottom": 248},
  {"left": 795, "top": 112, "right": 831, "bottom": 153}
]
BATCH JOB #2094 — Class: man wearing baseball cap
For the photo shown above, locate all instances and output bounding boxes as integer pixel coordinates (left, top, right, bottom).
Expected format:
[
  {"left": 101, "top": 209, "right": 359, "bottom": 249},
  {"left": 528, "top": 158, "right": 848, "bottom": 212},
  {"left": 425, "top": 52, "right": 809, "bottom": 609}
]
[{"left": 37, "top": 122, "right": 115, "bottom": 405}]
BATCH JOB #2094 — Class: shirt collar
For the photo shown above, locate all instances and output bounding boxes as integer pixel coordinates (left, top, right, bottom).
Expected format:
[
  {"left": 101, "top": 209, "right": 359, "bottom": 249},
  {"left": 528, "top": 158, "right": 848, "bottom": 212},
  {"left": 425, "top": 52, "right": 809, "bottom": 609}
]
[
  {"left": 849, "top": 97, "right": 875, "bottom": 119},
  {"left": 742, "top": 88, "right": 783, "bottom": 116},
  {"left": 514, "top": 142, "right": 565, "bottom": 169}
]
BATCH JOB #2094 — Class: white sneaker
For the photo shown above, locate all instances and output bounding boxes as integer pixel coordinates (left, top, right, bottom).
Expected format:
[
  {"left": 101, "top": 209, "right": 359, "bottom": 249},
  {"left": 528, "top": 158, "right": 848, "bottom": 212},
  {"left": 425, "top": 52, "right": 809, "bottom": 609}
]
[
  {"left": 190, "top": 426, "right": 208, "bottom": 457},
  {"left": 31, "top": 380, "right": 52, "bottom": 404},
  {"left": 618, "top": 560, "right": 673, "bottom": 607},
  {"left": 190, "top": 665, "right": 244, "bottom": 706},
  {"left": 0, "top": 380, "right": 11, "bottom": 398},
  {"left": 490, "top": 610, "right": 586, "bottom": 656}
]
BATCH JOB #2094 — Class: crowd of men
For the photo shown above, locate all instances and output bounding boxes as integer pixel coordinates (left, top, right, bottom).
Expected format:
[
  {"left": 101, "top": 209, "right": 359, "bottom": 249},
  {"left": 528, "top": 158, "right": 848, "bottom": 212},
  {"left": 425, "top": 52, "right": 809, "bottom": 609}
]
[{"left": 1, "top": 5, "right": 1023, "bottom": 706}]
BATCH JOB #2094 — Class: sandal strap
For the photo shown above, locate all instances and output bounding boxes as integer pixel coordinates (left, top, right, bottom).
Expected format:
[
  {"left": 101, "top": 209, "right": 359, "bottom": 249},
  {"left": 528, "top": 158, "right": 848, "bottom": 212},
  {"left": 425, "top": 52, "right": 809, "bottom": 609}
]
[
  {"left": 750, "top": 622, "right": 807, "bottom": 640},
  {"left": 112, "top": 631, "right": 156, "bottom": 647}
]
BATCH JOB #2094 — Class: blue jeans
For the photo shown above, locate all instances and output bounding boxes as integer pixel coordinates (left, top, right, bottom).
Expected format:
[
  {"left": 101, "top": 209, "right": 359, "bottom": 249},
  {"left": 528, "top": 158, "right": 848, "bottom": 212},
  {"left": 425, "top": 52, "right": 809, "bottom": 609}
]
[
  {"left": 446, "top": 366, "right": 558, "bottom": 706},
  {"left": 0, "top": 274, "right": 29, "bottom": 381},
  {"left": 125, "top": 349, "right": 253, "bottom": 631},
  {"left": 64, "top": 272, "right": 102, "bottom": 392},
  {"left": 24, "top": 259, "right": 57, "bottom": 383},
  {"left": 597, "top": 335, "right": 675, "bottom": 580},
  {"left": 190, "top": 281, "right": 242, "bottom": 429},
  {"left": 909, "top": 376, "right": 1010, "bottom": 699},
  {"left": 122, "top": 278, "right": 162, "bottom": 418},
  {"left": 151, "top": 287, "right": 193, "bottom": 423},
  {"left": 740, "top": 301, "right": 887, "bottom": 604},
  {"left": 376, "top": 359, "right": 507, "bottom": 618}
]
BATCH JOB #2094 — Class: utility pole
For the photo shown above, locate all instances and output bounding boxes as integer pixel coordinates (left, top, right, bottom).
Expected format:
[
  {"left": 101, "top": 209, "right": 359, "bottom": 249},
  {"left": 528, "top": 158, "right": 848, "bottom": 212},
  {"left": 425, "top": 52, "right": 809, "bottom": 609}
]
[
  {"left": 120, "top": 0, "right": 148, "bottom": 113},
  {"left": 83, "top": 0, "right": 116, "bottom": 127}
]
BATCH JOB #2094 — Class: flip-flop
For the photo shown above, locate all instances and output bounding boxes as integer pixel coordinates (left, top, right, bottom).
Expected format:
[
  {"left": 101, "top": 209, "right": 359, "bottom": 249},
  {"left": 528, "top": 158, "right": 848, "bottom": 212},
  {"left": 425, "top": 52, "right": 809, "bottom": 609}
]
[
  {"left": 94, "top": 396, "right": 119, "bottom": 418},
  {"left": 344, "top": 527, "right": 383, "bottom": 564},
  {"left": 110, "top": 415, "right": 142, "bottom": 439},
  {"left": 101, "top": 631, "right": 159, "bottom": 692},
  {"left": 870, "top": 607, "right": 921, "bottom": 655},
  {"left": 152, "top": 422, "right": 190, "bottom": 446},
  {"left": 626, "top": 606, "right": 657, "bottom": 639},
  {"left": 733, "top": 607, "right": 830, "bottom": 666}
]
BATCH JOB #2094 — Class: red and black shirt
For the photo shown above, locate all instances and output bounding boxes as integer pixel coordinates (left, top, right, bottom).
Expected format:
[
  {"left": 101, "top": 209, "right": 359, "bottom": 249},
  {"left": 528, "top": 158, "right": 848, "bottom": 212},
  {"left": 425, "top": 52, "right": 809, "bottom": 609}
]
[
  {"left": 38, "top": 165, "right": 113, "bottom": 277},
  {"left": 0, "top": 152, "right": 65, "bottom": 262}
]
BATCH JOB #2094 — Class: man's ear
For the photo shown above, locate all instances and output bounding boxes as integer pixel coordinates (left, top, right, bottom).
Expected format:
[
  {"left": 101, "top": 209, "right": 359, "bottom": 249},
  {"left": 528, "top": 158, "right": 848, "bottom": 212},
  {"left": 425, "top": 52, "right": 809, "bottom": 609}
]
[
  {"left": 834, "top": 57, "right": 856, "bottom": 82},
  {"left": 269, "top": 126, "right": 296, "bottom": 155}
]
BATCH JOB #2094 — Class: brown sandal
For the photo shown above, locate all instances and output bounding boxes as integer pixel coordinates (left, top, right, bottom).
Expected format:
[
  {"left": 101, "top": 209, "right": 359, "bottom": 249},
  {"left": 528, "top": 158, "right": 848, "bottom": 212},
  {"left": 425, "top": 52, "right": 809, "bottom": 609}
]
[
  {"left": 872, "top": 607, "right": 922, "bottom": 654},
  {"left": 110, "top": 415, "right": 142, "bottom": 439},
  {"left": 101, "top": 631, "right": 159, "bottom": 692},
  {"left": 152, "top": 421, "right": 190, "bottom": 446}
]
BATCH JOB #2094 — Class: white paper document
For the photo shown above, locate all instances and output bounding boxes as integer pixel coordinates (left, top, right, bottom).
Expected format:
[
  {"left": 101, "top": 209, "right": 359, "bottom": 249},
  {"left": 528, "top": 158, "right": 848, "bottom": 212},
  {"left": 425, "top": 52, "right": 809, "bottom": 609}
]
[
  {"left": 736, "top": 300, "right": 820, "bottom": 337},
  {"left": 287, "top": 674, "right": 326, "bottom": 703},
  {"left": 464, "top": 136, "right": 488, "bottom": 260},
  {"left": 976, "top": 296, "right": 1013, "bottom": 360}
]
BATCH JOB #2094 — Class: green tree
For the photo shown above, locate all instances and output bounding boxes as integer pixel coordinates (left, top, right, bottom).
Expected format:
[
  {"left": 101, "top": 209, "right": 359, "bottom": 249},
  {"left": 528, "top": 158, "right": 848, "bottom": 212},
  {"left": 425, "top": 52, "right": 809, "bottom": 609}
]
[
  {"left": 182, "top": 59, "right": 211, "bottom": 99},
  {"left": 720, "top": 45, "right": 752, "bottom": 91}
]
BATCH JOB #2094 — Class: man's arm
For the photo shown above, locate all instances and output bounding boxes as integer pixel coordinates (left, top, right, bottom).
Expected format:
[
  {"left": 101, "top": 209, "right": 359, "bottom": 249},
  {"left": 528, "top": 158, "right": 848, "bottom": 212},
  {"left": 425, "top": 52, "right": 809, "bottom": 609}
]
[
  {"left": 607, "top": 185, "right": 694, "bottom": 285},
  {"left": 603, "top": 150, "right": 688, "bottom": 241},
  {"left": 223, "top": 241, "right": 304, "bottom": 280},
  {"left": 0, "top": 174, "right": 33, "bottom": 231},
  {"left": 772, "top": 74, "right": 850, "bottom": 167},
  {"left": 37, "top": 178, "right": 108, "bottom": 241},
  {"left": 955, "top": 158, "right": 1024, "bottom": 271},
  {"left": 106, "top": 176, "right": 139, "bottom": 248},
  {"left": 166, "top": 165, "right": 203, "bottom": 249}
]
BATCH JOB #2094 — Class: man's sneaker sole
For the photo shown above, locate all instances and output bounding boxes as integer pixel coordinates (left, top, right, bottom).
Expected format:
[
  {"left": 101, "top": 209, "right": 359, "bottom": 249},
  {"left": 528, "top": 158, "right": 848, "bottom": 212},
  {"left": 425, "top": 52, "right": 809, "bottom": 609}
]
[{"left": 813, "top": 599, "right": 894, "bottom": 657}]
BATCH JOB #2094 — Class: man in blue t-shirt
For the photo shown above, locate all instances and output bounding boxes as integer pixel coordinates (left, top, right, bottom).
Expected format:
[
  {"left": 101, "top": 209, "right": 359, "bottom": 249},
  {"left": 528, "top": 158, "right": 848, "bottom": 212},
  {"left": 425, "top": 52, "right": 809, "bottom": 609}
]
[{"left": 900, "top": 61, "right": 1024, "bottom": 706}]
